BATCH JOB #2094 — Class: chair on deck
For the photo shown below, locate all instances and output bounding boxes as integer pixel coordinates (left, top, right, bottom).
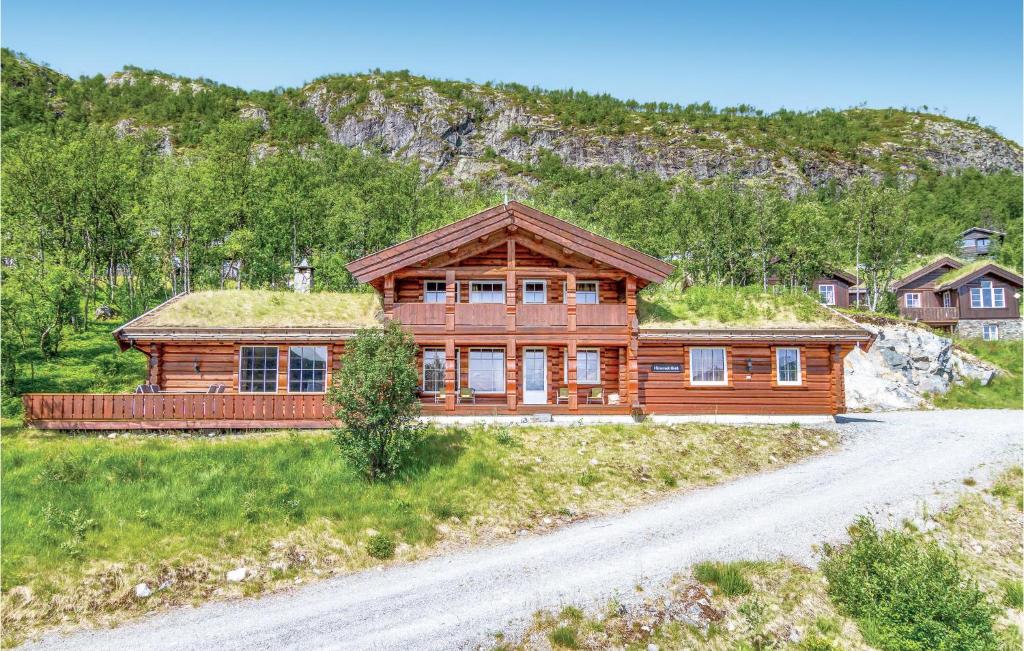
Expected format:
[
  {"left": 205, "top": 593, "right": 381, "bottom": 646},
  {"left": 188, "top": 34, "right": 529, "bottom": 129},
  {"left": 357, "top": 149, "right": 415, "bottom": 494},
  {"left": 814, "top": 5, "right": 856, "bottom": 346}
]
[
  {"left": 586, "top": 387, "right": 605, "bottom": 404},
  {"left": 555, "top": 387, "right": 570, "bottom": 404},
  {"left": 207, "top": 384, "right": 226, "bottom": 393},
  {"left": 457, "top": 387, "right": 475, "bottom": 404},
  {"left": 135, "top": 384, "right": 161, "bottom": 394},
  {"left": 433, "top": 387, "right": 447, "bottom": 404}
]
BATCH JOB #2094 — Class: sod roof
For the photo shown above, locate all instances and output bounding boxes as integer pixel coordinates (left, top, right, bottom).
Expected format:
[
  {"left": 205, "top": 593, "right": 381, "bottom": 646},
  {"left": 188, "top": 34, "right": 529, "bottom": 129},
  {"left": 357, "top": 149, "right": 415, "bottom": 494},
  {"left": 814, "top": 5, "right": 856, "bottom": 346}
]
[
  {"left": 935, "top": 260, "right": 1024, "bottom": 289},
  {"left": 637, "top": 285, "right": 856, "bottom": 331},
  {"left": 130, "top": 290, "right": 382, "bottom": 329}
]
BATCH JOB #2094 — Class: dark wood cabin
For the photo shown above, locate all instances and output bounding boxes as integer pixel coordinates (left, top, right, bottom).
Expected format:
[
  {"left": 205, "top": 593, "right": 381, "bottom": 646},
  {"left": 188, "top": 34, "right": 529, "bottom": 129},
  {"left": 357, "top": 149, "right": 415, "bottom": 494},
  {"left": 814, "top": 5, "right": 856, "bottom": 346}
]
[
  {"left": 767, "top": 270, "right": 857, "bottom": 308},
  {"left": 23, "top": 202, "right": 872, "bottom": 429},
  {"left": 959, "top": 227, "right": 1005, "bottom": 259}
]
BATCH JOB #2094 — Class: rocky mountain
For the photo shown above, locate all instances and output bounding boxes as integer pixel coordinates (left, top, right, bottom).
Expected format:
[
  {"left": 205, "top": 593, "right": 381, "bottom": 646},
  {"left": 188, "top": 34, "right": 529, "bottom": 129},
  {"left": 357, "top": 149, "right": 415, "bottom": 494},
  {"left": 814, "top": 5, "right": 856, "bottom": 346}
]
[{"left": 4, "top": 50, "right": 1021, "bottom": 195}]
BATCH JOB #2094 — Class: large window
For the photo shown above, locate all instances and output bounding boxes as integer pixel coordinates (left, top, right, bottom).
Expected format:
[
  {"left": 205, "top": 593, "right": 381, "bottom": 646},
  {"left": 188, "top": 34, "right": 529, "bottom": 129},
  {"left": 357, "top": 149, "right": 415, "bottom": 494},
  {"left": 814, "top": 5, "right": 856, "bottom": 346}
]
[
  {"left": 818, "top": 284, "right": 836, "bottom": 306},
  {"left": 776, "top": 348, "right": 801, "bottom": 385},
  {"left": 577, "top": 349, "right": 600, "bottom": 384},
  {"left": 469, "top": 349, "right": 505, "bottom": 392},
  {"left": 240, "top": 346, "right": 278, "bottom": 393},
  {"left": 904, "top": 293, "right": 921, "bottom": 308},
  {"left": 424, "top": 280, "right": 446, "bottom": 303},
  {"left": 971, "top": 281, "right": 1005, "bottom": 309},
  {"left": 523, "top": 280, "right": 547, "bottom": 304},
  {"left": 288, "top": 346, "right": 327, "bottom": 393},
  {"left": 470, "top": 281, "right": 504, "bottom": 303},
  {"left": 422, "top": 348, "right": 445, "bottom": 393},
  {"left": 983, "top": 324, "right": 999, "bottom": 341},
  {"left": 576, "top": 281, "right": 599, "bottom": 304},
  {"left": 690, "top": 348, "right": 727, "bottom": 386}
]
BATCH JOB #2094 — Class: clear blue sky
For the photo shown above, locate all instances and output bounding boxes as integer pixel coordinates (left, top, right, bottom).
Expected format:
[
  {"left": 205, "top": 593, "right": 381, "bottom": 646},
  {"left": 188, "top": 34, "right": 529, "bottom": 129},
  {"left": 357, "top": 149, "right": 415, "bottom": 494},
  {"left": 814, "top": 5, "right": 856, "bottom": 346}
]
[{"left": 3, "top": 0, "right": 1021, "bottom": 142}]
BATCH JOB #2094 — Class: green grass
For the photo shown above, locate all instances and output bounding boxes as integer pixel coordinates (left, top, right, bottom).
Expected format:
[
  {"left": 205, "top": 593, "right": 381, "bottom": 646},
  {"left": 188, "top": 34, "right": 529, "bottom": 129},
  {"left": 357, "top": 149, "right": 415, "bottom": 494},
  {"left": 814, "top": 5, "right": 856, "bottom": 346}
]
[
  {"left": 935, "top": 260, "right": 1020, "bottom": 287},
  {"left": 0, "top": 421, "right": 838, "bottom": 641},
  {"left": 638, "top": 285, "right": 850, "bottom": 330},
  {"left": 140, "top": 290, "right": 381, "bottom": 328},
  {"left": 933, "top": 339, "right": 1023, "bottom": 409},
  {"left": 1, "top": 320, "right": 147, "bottom": 424},
  {"left": 693, "top": 561, "right": 753, "bottom": 597}
]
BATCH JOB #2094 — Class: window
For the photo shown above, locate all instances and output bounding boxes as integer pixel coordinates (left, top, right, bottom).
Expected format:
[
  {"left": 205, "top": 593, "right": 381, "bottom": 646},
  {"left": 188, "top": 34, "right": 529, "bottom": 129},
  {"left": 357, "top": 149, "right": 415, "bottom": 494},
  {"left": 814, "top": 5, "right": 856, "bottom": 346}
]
[
  {"left": 690, "top": 348, "right": 727, "bottom": 385},
  {"left": 523, "top": 280, "right": 547, "bottom": 304},
  {"left": 239, "top": 346, "right": 278, "bottom": 393},
  {"left": 469, "top": 349, "right": 505, "bottom": 392},
  {"left": 576, "top": 349, "right": 600, "bottom": 384},
  {"left": 818, "top": 284, "right": 836, "bottom": 306},
  {"left": 288, "top": 346, "right": 327, "bottom": 393},
  {"left": 905, "top": 293, "right": 921, "bottom": 308},
  {"left": 469, "top": 281, "right": 504, "bottom": 303},
  {"left": 422, "top": 348, "right": 445, "bottom": 393},
  {"left": 424, "top": 280, "right": 446, "bottom": 303},
  {"left": 977, "top": 237, "right": 990, "bottom": 251},
  {"left": 942, "top": 292, "right": 952, "bottom": 308},
  {"left": 576, "top": 281, "right": 599, "bottom": 304},
  {"left": 776, "top": 348, "right": 801, "bottom": 385},
  {"left": 983, "top": 324, "right": 999, "bottom": 341},
  {"left": 971, "top": 281, "right": 1005, "bottom": 309}
]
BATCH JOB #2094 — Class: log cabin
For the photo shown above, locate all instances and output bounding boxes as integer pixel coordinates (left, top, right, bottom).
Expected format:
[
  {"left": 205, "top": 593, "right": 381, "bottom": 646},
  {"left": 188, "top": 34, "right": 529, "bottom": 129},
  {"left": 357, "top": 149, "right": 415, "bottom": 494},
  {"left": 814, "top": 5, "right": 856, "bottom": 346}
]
[
  {"left": 891, "top": 255, "right": 1023, "bottom": 338},
  {"left": 23, "top": 202, "right": 873, "bottom": 430}
]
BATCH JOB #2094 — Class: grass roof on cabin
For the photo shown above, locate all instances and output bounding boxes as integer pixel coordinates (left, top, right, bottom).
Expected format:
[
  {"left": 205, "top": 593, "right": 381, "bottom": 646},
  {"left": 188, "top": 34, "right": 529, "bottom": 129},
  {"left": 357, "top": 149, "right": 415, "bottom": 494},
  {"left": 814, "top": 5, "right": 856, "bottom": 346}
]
[
  {"left": 637, "top": 285, "right": 853, "bottom": 330},
  {"left": 138, "top": 290, "right": 382, "bottom": 328},
  {"left": 935, "top": 260, "right": 1021, "bottom": 287}
]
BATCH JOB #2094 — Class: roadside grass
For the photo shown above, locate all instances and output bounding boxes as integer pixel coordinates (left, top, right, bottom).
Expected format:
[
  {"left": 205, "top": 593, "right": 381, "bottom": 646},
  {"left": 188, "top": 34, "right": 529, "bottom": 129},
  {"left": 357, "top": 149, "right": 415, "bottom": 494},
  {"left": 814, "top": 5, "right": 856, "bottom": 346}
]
[
  {"left": 0, "top": 319, "right": 146, "bottom": 422},
  {"left": 934, "top": 339, "right": 1023, "bottom": 409},
  {"left": 508, "top": 466, "right": 1023, "bottom": 651},
  {"left": 0, "top": 422, "right": 838, "bottom": 645}
]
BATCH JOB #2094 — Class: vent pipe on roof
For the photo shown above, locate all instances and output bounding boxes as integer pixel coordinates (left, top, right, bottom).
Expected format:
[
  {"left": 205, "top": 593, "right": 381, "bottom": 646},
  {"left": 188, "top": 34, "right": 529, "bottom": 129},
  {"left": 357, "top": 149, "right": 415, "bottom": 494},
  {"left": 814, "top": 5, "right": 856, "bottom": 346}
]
[{"left": 293, "top": 257, "right": 313, "bottom": 293}]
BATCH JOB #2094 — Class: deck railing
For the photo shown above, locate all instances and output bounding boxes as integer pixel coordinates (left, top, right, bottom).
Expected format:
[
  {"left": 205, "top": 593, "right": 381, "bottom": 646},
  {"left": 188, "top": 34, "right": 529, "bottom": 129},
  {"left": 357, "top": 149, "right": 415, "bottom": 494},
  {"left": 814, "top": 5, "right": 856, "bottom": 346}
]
[
  {"left": 577, "top": 303, "right": 628, "bottom": 327},
  {"left": 901, "top": 306, "right": 959, "bottom": 323},
  {"left": 22, "top": 393, "right": 336, "bottom": 430},
  {"left": 516, "top": 304, "right": 568, "bottom": 327}
]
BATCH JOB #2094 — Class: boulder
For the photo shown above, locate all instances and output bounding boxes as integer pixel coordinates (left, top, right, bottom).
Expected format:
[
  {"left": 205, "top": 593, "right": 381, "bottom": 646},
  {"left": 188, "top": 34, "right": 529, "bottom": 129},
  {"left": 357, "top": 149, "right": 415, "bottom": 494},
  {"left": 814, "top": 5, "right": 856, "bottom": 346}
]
[
  {"left": 134, "top": 582, "right": 152, "bottom": 598},
  {"left": 845, "top": 322, "right": 997, "bottom": 411},
  {"left": 226, "top": 567, "right": 248, "bottom": 582}
]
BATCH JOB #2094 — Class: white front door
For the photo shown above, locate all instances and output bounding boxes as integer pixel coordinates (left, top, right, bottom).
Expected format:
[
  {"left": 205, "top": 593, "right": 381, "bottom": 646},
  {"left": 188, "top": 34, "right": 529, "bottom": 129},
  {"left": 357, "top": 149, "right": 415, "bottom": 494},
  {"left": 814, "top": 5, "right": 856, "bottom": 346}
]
[{"left": 523, "top": 348, "right": 547, "bottom": 404}]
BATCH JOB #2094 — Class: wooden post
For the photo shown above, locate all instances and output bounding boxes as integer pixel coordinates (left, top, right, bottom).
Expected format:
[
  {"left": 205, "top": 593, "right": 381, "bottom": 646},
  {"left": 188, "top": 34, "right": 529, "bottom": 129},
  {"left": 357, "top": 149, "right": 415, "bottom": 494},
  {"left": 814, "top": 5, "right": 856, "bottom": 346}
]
[
  {"left": 445, "top": 339, "right": 456, "bottom": 411},
  {"left": 566, "top": 271, "right": 577, "bottom": 332},
  {"left": 506, "top": 239, "right": 516, "bottom": 331},
  {"left": 506, "top": 341, "right": 517, "bottom": 410},
  {"left": 627, "top": 339, "right": 640, "bottom": 409},
  {"left": 618, "top": 347, "right": 628, "bottom": 399},
  {"left": 148, "top": 343, "right": 161, "bottom": 386},
  {"left": 567, "top": 340, "right": 578, "bottom": 411},
  {"left": 445, "top": 269, "right": 456, "bottom": 331},
  {"left": 831, "top": 344, "right": 846, "bottom": 415},
  {"left": 383, "top": 274, "right": 395, "bottom": 319}
]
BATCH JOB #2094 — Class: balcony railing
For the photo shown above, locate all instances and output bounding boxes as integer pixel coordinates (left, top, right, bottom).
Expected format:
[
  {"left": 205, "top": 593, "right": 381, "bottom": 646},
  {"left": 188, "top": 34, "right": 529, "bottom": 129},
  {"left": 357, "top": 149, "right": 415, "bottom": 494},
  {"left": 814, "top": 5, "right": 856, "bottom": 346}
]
[
  {"left": 516, "top": 304, "right": 567, "bottom": 327},
  {"left": 901, "top": 306, "right": 959, "bottom": 323},
  {"left": 454, "top": 303, "right": 506, "bottom": 327},
  {"left": 393, "top": 303, "right": 445, "bottom": 326},
  {"left": 22, "top": 393, "right": 336, "bottom": 430},
  {"left": 577, "top": 303, "right": 628, "bottom": 327}
]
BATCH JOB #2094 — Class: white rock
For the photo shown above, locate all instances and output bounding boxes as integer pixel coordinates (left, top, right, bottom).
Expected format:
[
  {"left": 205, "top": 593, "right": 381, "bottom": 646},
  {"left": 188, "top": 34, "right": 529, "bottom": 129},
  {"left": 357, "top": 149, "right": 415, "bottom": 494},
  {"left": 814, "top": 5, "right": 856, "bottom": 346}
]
[
  {"left": 134, "top": 582, "right": 152, "bottom": 598},
  {"left": 226, "top": 567, "right": 248, "bottom": 582},
  {"left": 647, "top": 644, "right": 660, "bottom": 651}
]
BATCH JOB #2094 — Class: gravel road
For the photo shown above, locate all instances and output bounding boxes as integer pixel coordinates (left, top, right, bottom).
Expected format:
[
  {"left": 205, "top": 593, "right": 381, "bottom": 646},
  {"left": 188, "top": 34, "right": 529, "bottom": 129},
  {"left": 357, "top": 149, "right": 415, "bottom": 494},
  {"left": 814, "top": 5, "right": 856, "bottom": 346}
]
[{"left": 29, "top": 410, "right": 1022, "bottom": 651}]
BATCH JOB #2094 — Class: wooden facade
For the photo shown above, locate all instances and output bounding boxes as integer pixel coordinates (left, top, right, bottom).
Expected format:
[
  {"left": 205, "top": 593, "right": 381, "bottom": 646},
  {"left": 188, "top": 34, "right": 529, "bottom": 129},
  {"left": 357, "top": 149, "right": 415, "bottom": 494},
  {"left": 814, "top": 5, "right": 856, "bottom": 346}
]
[{"left": 23, "top": 202, "right": 873, "bottom": 429}]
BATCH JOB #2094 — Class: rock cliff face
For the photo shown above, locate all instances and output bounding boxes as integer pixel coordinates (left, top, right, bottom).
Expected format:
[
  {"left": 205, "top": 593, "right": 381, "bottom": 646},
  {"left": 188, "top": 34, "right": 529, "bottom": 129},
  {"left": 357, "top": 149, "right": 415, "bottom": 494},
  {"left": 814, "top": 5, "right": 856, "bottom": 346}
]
[
  {"left": 844, "top": 323, "right": 996, "bottom": 411},
  {"left": 301, "top": 82, "right": 1022, "bottom": 195}
]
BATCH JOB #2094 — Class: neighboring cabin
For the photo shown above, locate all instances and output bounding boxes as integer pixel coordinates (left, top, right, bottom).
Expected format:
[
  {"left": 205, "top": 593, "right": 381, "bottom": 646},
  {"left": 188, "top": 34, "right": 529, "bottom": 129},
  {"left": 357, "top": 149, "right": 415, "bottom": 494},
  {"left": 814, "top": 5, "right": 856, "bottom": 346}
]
[
  {"left": 768, "top": 270, "right": 862, "bottom": 308},
  {"left": 891, "top": 255, "right": 1023, "bottom": 340},
  {"left": 23, "top": 202, "right": 873, "bottom": 430},
  {"left": 959, "top": 227, "right": 1005, "bottom": 259}
]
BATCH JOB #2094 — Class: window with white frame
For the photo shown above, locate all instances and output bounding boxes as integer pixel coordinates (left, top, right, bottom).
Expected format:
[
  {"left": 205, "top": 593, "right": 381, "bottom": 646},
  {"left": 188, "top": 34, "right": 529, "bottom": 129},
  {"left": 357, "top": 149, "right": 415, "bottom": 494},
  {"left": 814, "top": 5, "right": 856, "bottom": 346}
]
[
  {"left": 523, "top": 280, "right": 547, "bottom": 304},
  {"left": 288, "top": 346, "right": 327, "bottom": 393},
  {"left": 422, "top": 348, "right": 445, "bottom": 393},
  {"left": 468, "top": 349, "right": 505, "bottom": 392},
  {"left": 817, "top": 284, "right": 836, "bottom": 306},
  {"left": 569, "top": 349, "right": 600, "bottom": 384},
  {"left": 469, "top": 281, "right": 504, "bottom": 303},
  {"left": 690, "top": 348, "right": 727, "bottom": 385},
  {"left": 971, "top": 280, "right": 1005, "bottom": 309},
  {"left": 943, "top": 292, "right": 952, "bottom": 308},
  {"left": 576, "top": 281, "right": 599, "bottom": 304},
  {"left": 983, "top": 324, "right": 999, "bottom": 341},
  {"left": 776, "top": 348, "right": 801, "bottom": 385},
  {"left": 424, "top": 280, "right": 446, "bottom": 303},
  {"left": 904, "top": 293, "right": 921, "bottom": 308},
  {"left": 239, "top": 346, "right": 278, "bottom": 393}
]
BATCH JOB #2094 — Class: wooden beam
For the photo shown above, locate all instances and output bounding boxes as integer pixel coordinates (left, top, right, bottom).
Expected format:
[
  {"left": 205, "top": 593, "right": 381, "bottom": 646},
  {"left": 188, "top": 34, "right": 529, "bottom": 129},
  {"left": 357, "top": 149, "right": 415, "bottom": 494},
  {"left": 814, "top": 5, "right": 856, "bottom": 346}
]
[
  {"left": 506, "top": 340, "right": 517, "bottom": 410},
  {"left": 445, "top": 339, "right": 456, "bottom": 411},
  {"left": 567, "top": 340, "right": 578, "bottom": 411}
]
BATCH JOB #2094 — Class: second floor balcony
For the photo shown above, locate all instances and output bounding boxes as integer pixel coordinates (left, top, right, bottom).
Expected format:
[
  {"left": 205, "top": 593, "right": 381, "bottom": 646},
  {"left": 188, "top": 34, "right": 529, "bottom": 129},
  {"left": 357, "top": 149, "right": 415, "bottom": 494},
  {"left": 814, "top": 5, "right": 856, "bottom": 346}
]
[
  {"left": 392, "top": 301, "right": 630, "bottom": 329},
  {"left": 900, "top": 306, "right": 959, "bottom": 323}
]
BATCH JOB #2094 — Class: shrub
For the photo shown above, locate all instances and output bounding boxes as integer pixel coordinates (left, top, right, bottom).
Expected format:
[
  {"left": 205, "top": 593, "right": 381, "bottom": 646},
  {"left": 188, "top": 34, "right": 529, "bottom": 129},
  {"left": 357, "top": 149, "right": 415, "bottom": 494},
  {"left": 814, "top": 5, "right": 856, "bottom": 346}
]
[
  {"left": 693, "top": 561, "right": 752, "bottom": 597},
  {"left": 328, "top": 321, "right": 422, "bottom": 481},
  {"left": 367, "top": 533, "right": 396, "bottom": 560},
  {"left": 548, "top": 625, "right": 578, "bottom": 648},
  {"left": 821, "top": 516, "right": 996, "bottom": 650}
]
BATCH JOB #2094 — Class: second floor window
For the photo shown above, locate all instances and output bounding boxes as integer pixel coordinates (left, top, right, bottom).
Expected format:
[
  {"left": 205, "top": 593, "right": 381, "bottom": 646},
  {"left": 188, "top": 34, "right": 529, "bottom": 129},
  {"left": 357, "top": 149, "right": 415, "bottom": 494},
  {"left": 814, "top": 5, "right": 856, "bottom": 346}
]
[
  {"left": 971, "top": 281, "right": 1005, "bottom": 309},
  {"left": 818, "top": 284, "right": 836, "bottom": 306},
  {"left": 424, "top": 280, "right": 446, "bottom": 303},
  {"left": 905, "top": 293, "right": 921, "bottom": 308},
  {"left": 576, "top": 281, "right": 599, "bottom": 304},
  {"left": 470, "top": 281, "right": 504, "bottom": 303},
  {"left": 523, "top": 280, "right": 547, "bottom": 304},
  {"left": 943, "top": 292, "right": 952, "bottom": 307}
]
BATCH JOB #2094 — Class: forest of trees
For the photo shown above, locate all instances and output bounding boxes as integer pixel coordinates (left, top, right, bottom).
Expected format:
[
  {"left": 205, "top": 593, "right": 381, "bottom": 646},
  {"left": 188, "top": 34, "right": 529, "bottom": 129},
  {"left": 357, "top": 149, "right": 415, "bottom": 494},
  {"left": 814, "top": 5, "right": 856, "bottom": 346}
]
[{"left": 1, "top": 49, "right": 1021, "bottom": 394}]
